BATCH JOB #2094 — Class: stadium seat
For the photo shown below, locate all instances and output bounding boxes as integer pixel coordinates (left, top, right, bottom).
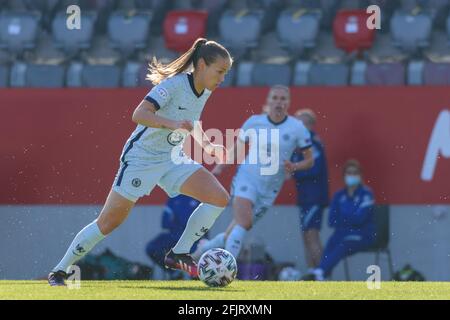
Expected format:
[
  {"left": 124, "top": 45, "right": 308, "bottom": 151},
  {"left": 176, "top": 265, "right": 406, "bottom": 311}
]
[
  {"left": 293, "top": 60, "right": 311, "bottom": 86},
  {"left": 310, "top": 32, "right": 347, "bottom": 64},
  {"left": 0, "top": 65, "right": 9, "bottom": 87},
  {"left": 25, "top": 64, "right": 65, "bottom": 88},
  {"left": 122, "top": 61, "right": 141, "bottom": 88},
  {"left": 253, "top": 32, "right": 292, "bottom": 64},
  {"left": 66, "top": 61, "right": 83, "bottom": 87},
  {"left": 276, "top": 9, "right": 320, "bottom": 56},
  {"left": 137, "top": 63, "right": 153, "bottom": 88},
  {"left": 366, "top": 62, "right": 406, "bottom": 85},
  {"left": 251, "top": 63, "right": 291, "bottom": 86},
  {"left": 308, "top": 63, "right": 350, "bottom": 86},
  {"left": 423, "top": 31, "right": 450, "bottom": 64},
  {"left": 163, "top": 10, "right": 208, "bottom": 53},
  {"left": 138, "top": 35, "right": 179, "bottom": 66},
  {"left": 52, "top": 11, "right": 96, "bottom": 54},
  {"left": 26, "top": 31, "right": 66, "bottom": 65},
  {"left": 236, "top": 61, "right": 254, "bottom": 86},
  {"left": 0, "top": 11, "right": 40, "bottom": 54},
  {"left": 350, "top": 60, "right": 367, "bottom": 85},
  {"left": 407, "top": 60, "right": 425, "bottom": 85},
  {"left": 83, "top": 36, "right": 122, "bottom": 66},
  {"left": 108, "top": 11, "right": 152, "bottom": 56},
  {"left": 423, "top": 62, "right": 450, "bottom": 85},
  {"left": 195, "top": 0, "right": 227, "bottom": 36},
  {"left": 9, "top": 61, "right": 27, "bottom": 87},
  {"left": 81, "top": 64, "right": 121, "bottom": 88},
  {"left": 420, "top": 0, "right": 450, "bottom": 29},
  {"left": 333, "top": 9, "right": 375, "bottom": 54},
  {"left": 343, "top": 205, "right": 394, "bottom": 281},
  {"left": 218, "top": 9, "right": 263, "bottom": 59},
  {"left": 390, "top": 10, "right": 432, "bottom": 53},
  {"left": 367, "top": 33, "right": 408, "bottom": 64}
]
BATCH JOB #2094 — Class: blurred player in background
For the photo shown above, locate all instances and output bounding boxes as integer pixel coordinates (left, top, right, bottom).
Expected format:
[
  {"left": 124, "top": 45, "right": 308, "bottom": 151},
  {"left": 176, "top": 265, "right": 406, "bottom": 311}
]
[
  {"left": 146, "top": 195, "right": 202, "bottom": 279},
  {"left": 291, "top": 109, "right": 329, "bottom": 275},
  {"left": 194, "top": 85, "right": 314, "bottom": 260},
  {"left": 48, "top": 38, "right": 233, "bottom": 286},
  {"left": 302, "top": 159, "right": 376, "bottom": 281}
]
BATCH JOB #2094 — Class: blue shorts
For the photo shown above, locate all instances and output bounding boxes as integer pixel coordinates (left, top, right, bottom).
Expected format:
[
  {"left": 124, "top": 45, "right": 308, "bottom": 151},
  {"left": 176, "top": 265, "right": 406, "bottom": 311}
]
[{"left": 299, "top": 204, "right": 324, "bottom": 231}]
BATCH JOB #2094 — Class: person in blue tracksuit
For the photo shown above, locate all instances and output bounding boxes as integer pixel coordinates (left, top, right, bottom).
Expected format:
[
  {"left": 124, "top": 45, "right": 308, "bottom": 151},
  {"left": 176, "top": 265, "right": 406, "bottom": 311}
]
[
  {"left": 291, "top": 109, "right": 329, "bottom": 272},
  {"left": 146, "top": 195, "right": 201, "bottom": 278},
  {"left": 304, "top": 159, "right": 376, "bottom": 280}
]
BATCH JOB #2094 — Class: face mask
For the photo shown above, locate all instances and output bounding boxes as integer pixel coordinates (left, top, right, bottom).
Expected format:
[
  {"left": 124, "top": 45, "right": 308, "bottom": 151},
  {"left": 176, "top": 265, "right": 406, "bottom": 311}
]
[{"left": 345, "top": 175, "right": 361, "bottom": 187}]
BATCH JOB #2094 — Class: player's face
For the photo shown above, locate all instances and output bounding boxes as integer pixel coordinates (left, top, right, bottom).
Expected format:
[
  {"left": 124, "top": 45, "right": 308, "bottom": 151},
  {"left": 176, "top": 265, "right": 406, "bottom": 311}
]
[
  {"left": 201, "top": 56, "right": 232, "bottom": 91},
  {"left": 267, "top": 88, "right": 290, "bottom": 116}
]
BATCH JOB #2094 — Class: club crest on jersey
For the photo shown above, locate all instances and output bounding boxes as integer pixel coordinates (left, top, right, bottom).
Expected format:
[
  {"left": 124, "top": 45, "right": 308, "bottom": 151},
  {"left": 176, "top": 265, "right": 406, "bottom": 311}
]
[
  {"left": 283, "top": 134, "right": 290, "bottom": 141},
  {"left": 157, "top": 87, "right": 168, "bottom": 99},
  {"left": 167, "top": 131, "right": 184, "bottom": 146},
  {"left": 132, "top": 178, "right": 141, "bottom": 187}
]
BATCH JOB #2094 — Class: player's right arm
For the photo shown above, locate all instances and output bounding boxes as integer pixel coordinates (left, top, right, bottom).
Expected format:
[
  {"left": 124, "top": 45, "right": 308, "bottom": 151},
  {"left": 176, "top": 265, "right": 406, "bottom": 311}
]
[
  {"left": 211, "top": 137, "right": 246, "bottom": 175},
  {"left": 133, "top": 77, "right": 193, "bottom": 131},
  {"left": 132, "top": 99, "right": 193, "bottom": 131},
  {"left": 211, "top": 116, "right": 253, "bottom": 176}
]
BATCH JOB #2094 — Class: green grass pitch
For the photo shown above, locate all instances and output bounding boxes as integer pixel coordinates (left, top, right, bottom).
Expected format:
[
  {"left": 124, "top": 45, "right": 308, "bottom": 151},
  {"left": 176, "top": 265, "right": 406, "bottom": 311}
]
[{"left": 1, "top": 280, "right": 450, "bottom": 300}]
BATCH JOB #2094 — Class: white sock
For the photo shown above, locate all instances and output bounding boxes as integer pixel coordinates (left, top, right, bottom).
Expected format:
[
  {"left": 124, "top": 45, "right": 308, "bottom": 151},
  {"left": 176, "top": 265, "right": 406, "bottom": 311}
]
[
  {"left": 225, "top": 224, "right": 247, "bottom": 258},
  {"left": 205, "top": 232, "right": 226, "bottom": 251},
  {"left": 53, "top": 220, "right": 105, "bottom": 273},
  {"left": 172, "top": 203, "right": 224, "bottom": 254},
  {"left": 313, "top": 268, "right": 324, "bottom": 281},
  {"left": 191, "top": 233, "right": 226, "bottom": 261}
]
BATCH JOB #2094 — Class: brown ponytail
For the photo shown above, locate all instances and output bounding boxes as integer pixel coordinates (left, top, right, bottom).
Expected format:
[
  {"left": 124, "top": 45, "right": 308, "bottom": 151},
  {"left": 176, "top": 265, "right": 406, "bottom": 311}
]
[{"left": 146, "top": 38, "right": 232, "bottom": 85}]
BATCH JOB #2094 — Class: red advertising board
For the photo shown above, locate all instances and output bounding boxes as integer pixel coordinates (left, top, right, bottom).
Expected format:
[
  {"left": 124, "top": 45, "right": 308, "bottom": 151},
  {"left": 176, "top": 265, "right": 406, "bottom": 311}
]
[{"left": 0, "top": 87, "right": 449, "bottom": 204}]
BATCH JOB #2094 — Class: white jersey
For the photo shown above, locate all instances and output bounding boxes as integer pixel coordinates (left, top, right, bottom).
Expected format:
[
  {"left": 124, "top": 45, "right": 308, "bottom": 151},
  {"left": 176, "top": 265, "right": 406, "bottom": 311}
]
[
  {"left": 120, "top": 72, "right": 211, "bottom": 163},
  {"left": 236, "top": 114, "right": 312, "bottom": 189}
]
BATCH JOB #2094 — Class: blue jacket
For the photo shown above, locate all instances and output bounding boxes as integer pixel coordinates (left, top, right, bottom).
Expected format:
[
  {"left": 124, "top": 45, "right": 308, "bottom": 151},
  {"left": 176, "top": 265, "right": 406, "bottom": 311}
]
[
  {"left": 161, "top": 195, "right": 200, "bottom": 238},
  {"left": 328, "top": 184, "right": 376, "bottom": 237},
  {"left": 291, "top": 131, "right": 329, "bottom": 206}
]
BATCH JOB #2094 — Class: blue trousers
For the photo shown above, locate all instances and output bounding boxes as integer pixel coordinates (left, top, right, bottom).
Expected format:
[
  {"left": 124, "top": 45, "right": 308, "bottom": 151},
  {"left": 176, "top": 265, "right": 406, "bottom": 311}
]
[{"left": 319, "top": 231, "right": 374, "bottom": 277}]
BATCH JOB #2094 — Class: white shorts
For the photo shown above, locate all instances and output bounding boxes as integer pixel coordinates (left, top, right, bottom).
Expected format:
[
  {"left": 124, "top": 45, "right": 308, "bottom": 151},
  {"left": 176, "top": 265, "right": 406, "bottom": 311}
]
[
  {"left": 230, "top": 170, "right": 281, "bottom": 224},
  {"left": 112, "top": 157, "right": 202, "bottom": 202}
]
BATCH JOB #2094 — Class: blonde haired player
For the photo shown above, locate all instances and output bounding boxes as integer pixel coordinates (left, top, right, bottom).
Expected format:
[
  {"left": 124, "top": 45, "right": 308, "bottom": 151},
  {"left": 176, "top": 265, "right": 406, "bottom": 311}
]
[
  {"left": 49, "top": 38, "right": 233, "bottom": 285},
  {"left": 194, "top": 85, "right": 314, "bottom": 260}
]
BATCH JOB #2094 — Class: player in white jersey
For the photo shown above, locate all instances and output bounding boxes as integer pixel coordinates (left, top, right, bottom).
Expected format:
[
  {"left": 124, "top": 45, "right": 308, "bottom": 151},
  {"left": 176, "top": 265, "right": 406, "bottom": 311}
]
[
  {"left": 194, "top": 85, "right": 314, "bottom": 260},
  {"left": 48, "top": 38, "right": 233, "bottom": 286}
]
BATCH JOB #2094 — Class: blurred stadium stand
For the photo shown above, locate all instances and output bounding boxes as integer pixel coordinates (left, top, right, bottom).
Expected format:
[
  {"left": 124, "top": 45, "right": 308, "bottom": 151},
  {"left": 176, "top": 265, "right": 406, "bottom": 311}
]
[{"left": 1, "top": 0, "right": 450, "bottom": 87}]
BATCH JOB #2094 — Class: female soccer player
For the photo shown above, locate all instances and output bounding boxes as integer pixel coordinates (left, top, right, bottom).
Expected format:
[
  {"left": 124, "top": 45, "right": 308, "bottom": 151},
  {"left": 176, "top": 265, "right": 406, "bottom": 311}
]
[
  {"left": 194, "top": 85, "right": 314, "bottom": 260},
  {"left": 48, "top": 38, "right": 233, "bottom": 286}
]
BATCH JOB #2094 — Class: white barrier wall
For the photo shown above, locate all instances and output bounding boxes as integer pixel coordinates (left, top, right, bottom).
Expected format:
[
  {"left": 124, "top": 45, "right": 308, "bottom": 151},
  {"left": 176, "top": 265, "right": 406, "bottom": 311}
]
[{"left": 1, "top": 204, "right": 449, "bottom": 281}]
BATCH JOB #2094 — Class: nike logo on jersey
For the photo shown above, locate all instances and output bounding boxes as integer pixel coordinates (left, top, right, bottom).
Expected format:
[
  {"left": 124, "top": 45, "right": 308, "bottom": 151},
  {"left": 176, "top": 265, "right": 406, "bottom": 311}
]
[{"left": 178, "top": 106, "right": 187, "bottom": 110}]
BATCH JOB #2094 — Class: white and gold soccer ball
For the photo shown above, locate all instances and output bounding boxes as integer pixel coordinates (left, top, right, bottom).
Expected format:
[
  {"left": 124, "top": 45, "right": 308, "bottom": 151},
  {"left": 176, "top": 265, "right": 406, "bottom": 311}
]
[{"left": 198, "top": 248, "right": 238, "bottom": 287}]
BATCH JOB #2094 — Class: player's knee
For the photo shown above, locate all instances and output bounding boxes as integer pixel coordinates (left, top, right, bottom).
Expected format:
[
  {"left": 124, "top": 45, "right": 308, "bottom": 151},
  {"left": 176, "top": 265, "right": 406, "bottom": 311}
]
[
  {"left": 241, "top": 219, "right": 253, "bottom": 230},
  {"left": 236, "top": 214, "right": 252, "bottom": 230},
  {"left": 212, "top": 190, "right": 230, "bottom": 208},
  {"left": 97, "top": 217, "right": 120, "bottom": 235}
]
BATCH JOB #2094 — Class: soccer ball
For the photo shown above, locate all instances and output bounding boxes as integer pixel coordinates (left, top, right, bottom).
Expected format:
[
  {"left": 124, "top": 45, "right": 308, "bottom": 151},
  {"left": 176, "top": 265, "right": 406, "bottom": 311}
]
[{"left": 198, "top": 248, "right": 238, "bottom": 287}]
